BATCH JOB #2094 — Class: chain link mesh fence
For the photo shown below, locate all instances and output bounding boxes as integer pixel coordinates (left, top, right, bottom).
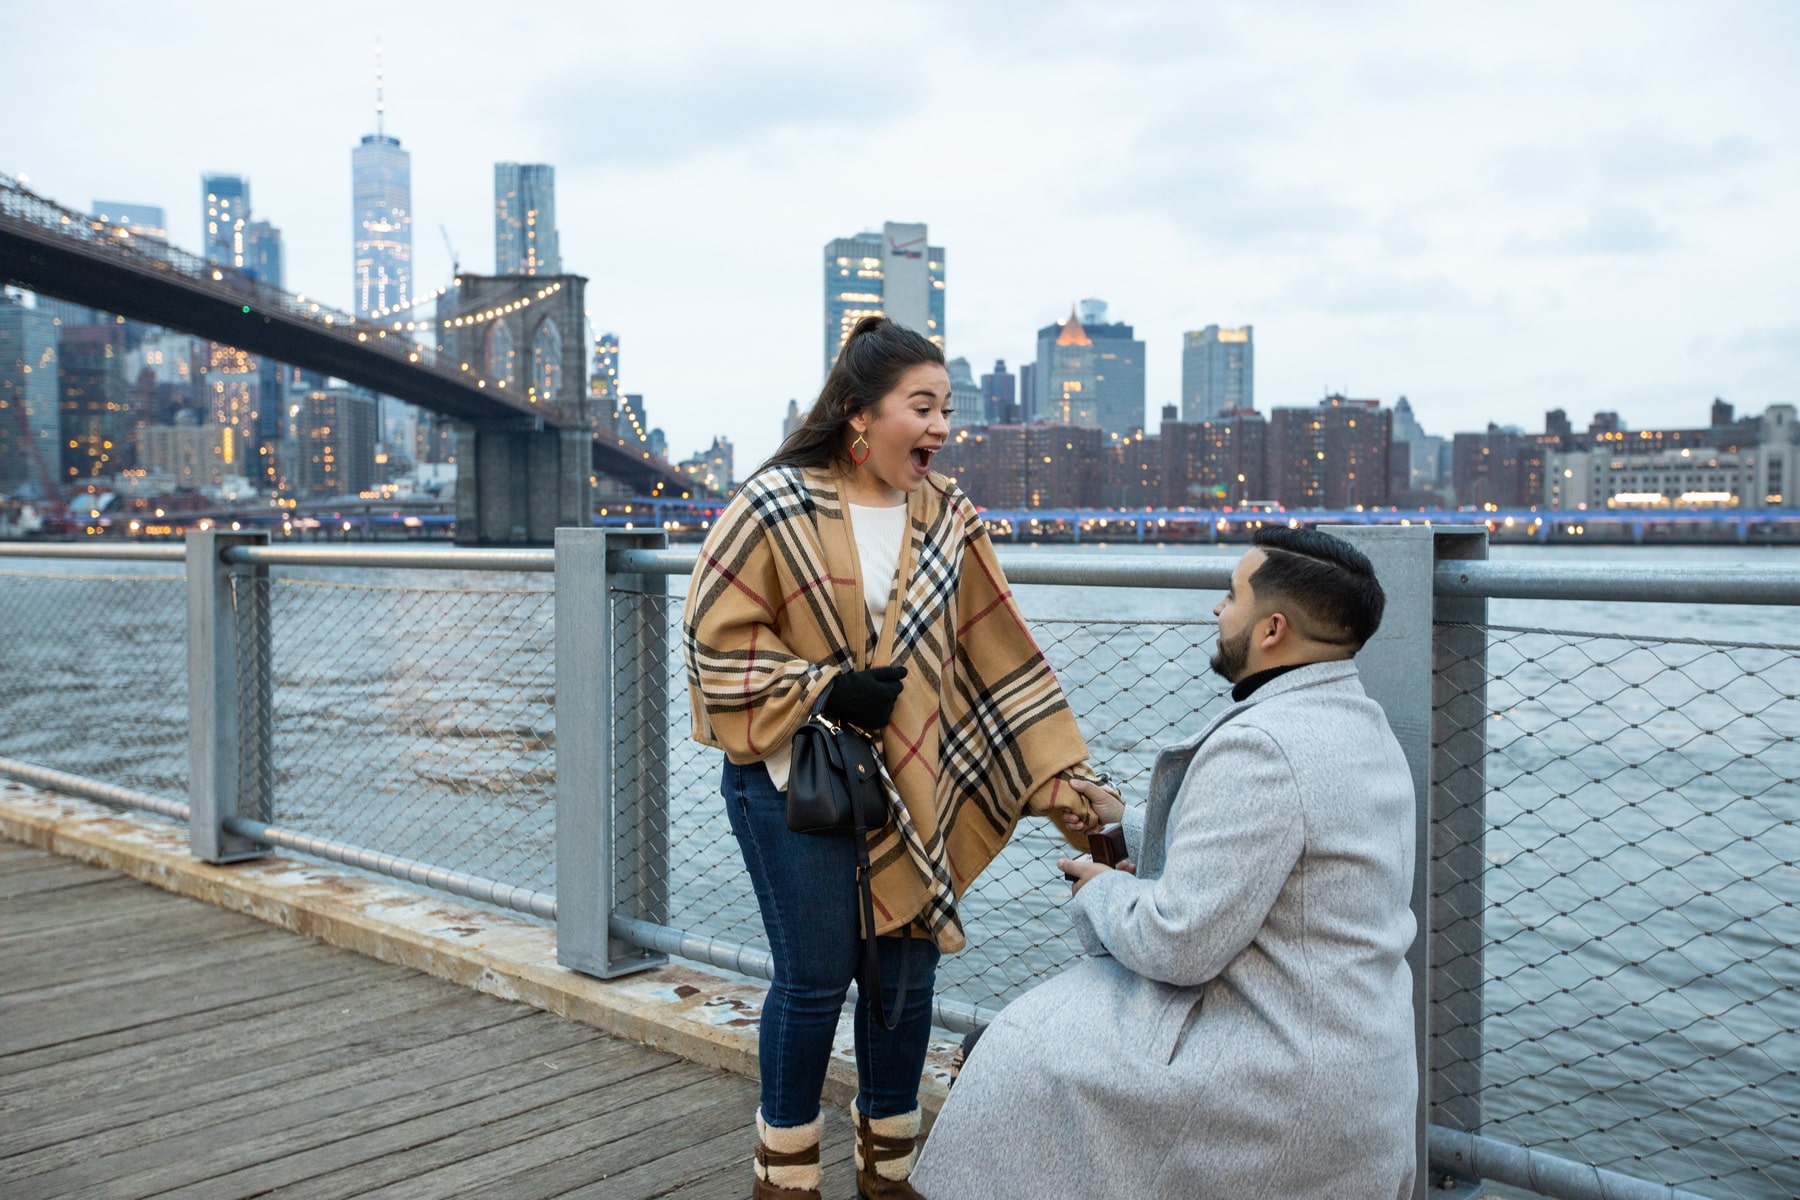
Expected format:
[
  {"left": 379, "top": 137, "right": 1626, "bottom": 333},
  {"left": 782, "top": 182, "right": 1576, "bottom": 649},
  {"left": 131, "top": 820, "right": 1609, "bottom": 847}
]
[
  {"left": 255, "top": 573, "right": 556, "bottom": 902},
  {"left": 0, "top": 564, "right": 188, "bottom": 809},
  {"left": 1432, "top": 621, "right": 1800, "bottom": 1200}
]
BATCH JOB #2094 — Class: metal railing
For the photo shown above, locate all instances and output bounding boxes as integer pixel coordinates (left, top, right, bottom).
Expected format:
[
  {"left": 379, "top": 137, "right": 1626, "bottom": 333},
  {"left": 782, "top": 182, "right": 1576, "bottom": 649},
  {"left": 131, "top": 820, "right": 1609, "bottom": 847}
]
[{"left": 1, "top": 531, "right": 1795, "bottom": 1200}]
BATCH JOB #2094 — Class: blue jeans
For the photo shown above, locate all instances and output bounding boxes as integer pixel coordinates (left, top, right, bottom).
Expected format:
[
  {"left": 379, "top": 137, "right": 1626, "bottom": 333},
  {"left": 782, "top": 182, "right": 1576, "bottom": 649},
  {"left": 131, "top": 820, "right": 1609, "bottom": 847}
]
[{"left": 722, "top": 758, "right": 941, "bottom": 1127}]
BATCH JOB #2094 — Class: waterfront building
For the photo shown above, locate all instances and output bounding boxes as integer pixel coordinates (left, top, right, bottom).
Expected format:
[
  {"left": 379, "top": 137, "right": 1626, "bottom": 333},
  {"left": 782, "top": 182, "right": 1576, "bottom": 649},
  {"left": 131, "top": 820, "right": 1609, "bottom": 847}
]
[
  {"left": 296, "top": 384, "right": 378, "bottom": 498},
  {"left": 821, "top": 222, "right": 945, "bottom": 375},
  {"left": 351, "top": 118, "right": 413, "bottom": 318},
  {"left": 202, "top": 174, "right": 250, "bottom": 269},
  {"left": 57, "top": 323, "right": 132, "bottom": 482},
  {"left": 1181, "top": 325, "right": 1254, "bottom": 422},
  {"left": 0, "top": 295, "right": 60, "bottom": 497},
  {"left": 947, "top": 357, "right": 981, "bottom": 416},
  {"left": 494, "top": 164, "right": 560, "bottom": 276},
  {"left": 980, "top": 360, "right": 1016, "bottom": 425},
  {"left": 1161, "top": 410, "right": 1268, "bottom": 509},
  {"left": 135, "top": 414, "right": 228, "bottom": 491},
  {"left": 1102, "top": 431, "right": 1161, "bottom": 508},
  {"left": 1543, "top": 405, "right": 1797, "bottom": 510},
  {"left": 934, "top": 422, "right": 1103, "bottom": 509},
  {"left": 1088, "top": 310, "right": 1146, "bottom": 440},
  {"left": 1268, "top": 395, "right": 1392, "bottom": 510}
]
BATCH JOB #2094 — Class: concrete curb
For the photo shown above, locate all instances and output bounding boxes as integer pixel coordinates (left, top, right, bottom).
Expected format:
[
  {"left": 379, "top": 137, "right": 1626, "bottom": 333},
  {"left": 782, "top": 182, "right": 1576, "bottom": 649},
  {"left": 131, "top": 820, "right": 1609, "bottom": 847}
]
[{"left": 0, "top": 781, "right": 959, "bottom": 1117}]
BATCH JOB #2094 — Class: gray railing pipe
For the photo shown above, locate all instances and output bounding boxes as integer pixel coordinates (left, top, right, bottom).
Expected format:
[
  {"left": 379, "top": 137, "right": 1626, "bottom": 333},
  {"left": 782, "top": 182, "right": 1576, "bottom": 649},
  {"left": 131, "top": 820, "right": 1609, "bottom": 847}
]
[
  {"left": 608, "top": 915, "right": 995, "bottom": 1036},
  {"left": 1435, "top": 560, "right": 1800, "bottom": 605},
  {"left": 1427, "top": 1128, "right": 1709, "bottom": 1200},
  {"left": 221, "top": 544, "right": 555, "bottom": 572},
  {"left": 0, "top": 757, "right": 190, "bottom": 822},
  {"left": 219, "top": 816, "right": 557, "bottom": 921},
  {"left": 610, "top": 547, "right": 1241, "bottom": 591},
  {"left": 0, "top": 542, "right": 187, "bottom": 563}
]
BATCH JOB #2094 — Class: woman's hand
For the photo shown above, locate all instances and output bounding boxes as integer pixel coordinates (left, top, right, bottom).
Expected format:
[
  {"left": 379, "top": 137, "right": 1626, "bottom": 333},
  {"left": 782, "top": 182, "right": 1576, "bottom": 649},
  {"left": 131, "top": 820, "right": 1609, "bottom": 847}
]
[{"left": 1059, "top": 776, "right": 1125, "bottom": 833}]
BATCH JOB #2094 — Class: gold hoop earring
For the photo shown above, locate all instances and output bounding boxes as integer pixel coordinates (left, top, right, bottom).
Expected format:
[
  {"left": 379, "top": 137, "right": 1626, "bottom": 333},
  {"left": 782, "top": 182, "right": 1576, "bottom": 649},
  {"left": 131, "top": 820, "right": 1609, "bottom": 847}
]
[{"left": 850, "top": 433, "right": 871, "bottom": 466}]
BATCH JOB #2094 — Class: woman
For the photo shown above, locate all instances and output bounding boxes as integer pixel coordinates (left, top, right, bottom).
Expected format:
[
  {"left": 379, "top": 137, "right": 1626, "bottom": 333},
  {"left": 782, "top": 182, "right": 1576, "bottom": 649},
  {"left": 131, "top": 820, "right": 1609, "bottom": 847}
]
[{"left": 682, "top": 316, "right": 1111, "bottom": 1200}]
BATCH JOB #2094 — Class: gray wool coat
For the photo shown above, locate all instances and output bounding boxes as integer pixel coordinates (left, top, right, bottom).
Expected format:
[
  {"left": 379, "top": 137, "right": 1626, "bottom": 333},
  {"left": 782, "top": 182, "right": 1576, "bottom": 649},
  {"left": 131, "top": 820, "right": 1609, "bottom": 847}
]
[{"left": 913, "top": 660, "right": 1418, "bottom": 1200}]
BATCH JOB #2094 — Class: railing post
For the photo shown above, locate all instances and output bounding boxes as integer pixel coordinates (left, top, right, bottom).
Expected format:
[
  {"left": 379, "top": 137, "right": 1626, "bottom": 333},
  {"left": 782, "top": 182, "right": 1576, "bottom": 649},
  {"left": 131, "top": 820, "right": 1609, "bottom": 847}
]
[
  {"left": 1428, "top": 531, "right": 1490, "bottom": 1188},
  {"left": 1325, "top": 525, "right": 1485, "bottom": 1199},
  {"left": 555, "top": 527, "right": 669, "bottom": 978},
  {"left": 186, "top": 529, "right": 272, "bottom": 862}
]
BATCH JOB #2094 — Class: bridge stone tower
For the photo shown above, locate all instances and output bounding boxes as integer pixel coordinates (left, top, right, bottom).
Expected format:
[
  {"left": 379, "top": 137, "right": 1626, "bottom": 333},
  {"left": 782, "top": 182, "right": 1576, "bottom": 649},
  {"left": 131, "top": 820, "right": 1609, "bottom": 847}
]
[{"left": 437, "top": 274, "right": 593, "bottom": 544}]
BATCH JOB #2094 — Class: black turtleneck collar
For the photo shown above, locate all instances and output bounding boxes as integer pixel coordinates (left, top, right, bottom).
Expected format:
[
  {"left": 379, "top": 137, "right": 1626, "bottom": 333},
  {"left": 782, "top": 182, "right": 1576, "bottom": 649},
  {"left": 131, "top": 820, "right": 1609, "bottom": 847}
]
[{"left": 1230, "top": 662, "right": 1309, "bottom": 703}]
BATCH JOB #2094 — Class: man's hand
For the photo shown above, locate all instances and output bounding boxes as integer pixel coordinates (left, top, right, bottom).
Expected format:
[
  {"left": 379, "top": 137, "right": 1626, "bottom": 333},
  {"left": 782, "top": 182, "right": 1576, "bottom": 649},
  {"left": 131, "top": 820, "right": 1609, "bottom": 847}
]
[
  {"left": 1059, "top": 855, "right": 1137, "bottom": 896},
  {"left": 1059, "top": 777, "right": 1125, "bottom": 834}
]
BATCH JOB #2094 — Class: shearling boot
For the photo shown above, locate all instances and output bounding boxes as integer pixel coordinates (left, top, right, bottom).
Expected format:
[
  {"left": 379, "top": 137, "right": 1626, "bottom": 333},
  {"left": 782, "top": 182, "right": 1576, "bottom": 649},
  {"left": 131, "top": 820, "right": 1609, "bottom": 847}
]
[
  {"left": 752, "top": 1109, "right": 822, "bottom": 1200},
  {"left": 853, "top": 1101, "right": 926, "bottom": 1199}
]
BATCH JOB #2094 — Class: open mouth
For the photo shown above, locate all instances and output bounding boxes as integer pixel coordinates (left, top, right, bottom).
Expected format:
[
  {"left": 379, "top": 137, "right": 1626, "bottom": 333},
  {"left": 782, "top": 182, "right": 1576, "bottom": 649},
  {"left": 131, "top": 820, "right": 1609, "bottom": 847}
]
[{"left": 910, "top": 447, "right": 936, "bottom": 472}]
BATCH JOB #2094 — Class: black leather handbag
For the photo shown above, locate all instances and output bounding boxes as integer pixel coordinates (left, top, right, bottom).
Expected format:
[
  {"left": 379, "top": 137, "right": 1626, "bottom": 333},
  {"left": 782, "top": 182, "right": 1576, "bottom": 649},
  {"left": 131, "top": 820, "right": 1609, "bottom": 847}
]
[
  {"left": 786, "top": 715, "right": 890, "bottom": 836},
  {"left": 785, "top": 713, "right": 912, "bottom": 1029}
]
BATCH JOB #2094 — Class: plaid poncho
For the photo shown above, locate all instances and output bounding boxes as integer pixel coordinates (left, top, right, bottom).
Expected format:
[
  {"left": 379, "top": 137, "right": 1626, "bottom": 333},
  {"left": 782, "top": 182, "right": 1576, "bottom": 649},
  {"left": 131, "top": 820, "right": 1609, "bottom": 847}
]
[{"left": 682, "top": 465, "right": 1100, "bottom": 954}]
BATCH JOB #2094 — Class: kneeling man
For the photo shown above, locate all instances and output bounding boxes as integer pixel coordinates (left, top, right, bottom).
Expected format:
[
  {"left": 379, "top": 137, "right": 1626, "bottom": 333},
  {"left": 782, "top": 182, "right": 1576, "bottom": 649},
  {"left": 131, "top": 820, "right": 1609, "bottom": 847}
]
[{"left": 914, "top": 528, "right": 1418, "bottom": 1200}]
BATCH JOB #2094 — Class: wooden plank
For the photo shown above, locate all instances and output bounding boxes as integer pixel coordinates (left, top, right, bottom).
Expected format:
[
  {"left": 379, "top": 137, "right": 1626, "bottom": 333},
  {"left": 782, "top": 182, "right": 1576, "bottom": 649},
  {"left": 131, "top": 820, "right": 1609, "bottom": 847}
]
[
  {"left": 5, "top": 1007, "right": 593, "bottom": 1193},
  {"left": 352, "top": 1071, "right": 752, "bottom": 1200},
  {"left": 0, "top": 930, "right": 327, "bottom": 1017},
  {"left": 0, "top": 966, "right": 438, "bottom": 1098},
  {"left": 0, "top": 860, "right": 119, "bottom": 898},
  {"left": 473, "top": 1074, "right": 763, "bottom": 1200},
  {"left": 0, "top": 940, "right": 357, "bottom": 1055},
  {"left": 258, "top": 1053, "right": 694, "bottom": 1200},
  {"left": 0, "top": 992, "right": 539, "bottom": 1174},
  {"left": 0, "top": 922, "right": 273, "bottom": 997},
  {"left": 0, "top": 961, "right": 401, "bottom": 1075},
  {"left": 0, "top": 879, "right": 201, "bottom": 938},
  {"left": 0, "top": 982, "right": 482, "bottom": 1143},
  {"left": 150, "top": 1037, "right": 678, "bottom": 1199}
]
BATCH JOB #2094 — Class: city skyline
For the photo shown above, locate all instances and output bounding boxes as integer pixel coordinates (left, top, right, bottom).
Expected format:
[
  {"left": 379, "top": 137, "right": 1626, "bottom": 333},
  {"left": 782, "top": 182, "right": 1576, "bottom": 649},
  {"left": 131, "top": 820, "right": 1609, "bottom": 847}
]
[{"left": 6, "top": 1, "right": 1796, "bottom": 470}]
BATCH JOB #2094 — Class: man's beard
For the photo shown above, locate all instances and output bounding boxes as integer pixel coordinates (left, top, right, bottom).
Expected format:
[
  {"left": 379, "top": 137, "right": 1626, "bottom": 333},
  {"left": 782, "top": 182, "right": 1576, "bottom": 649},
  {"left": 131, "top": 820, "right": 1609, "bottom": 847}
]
[{"left": 1209, "top": 625, "right": 1252, "bottom": 682}]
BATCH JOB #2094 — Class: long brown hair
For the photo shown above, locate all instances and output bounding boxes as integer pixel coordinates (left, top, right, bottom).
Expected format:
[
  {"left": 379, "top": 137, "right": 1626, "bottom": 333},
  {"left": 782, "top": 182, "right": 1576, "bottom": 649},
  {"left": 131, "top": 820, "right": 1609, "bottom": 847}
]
[{"left": 758, "top": 316, "right": 945, "bottom": 476}]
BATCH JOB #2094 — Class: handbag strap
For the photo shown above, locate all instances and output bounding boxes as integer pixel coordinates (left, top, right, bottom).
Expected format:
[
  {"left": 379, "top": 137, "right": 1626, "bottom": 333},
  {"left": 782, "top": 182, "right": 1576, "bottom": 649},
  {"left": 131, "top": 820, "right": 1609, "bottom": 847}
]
[{"left": 852, "top": 774, "right": 912, "bottom": 1032}]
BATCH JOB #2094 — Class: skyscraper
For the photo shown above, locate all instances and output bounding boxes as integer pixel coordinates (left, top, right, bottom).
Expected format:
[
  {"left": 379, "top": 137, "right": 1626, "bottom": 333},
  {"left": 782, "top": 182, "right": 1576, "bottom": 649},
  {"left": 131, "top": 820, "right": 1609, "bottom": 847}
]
[
  {"left": 821, "top": 222, "right": 944, "bottom": 376},
  {"left": 980, "top": 360, "right": 1016, "bottom": 425},
  {"left": 1182, "top": 325, "right": 1254, "bottom": 422},
  {"left": 201, "top": 174, "right": 250, "bottom": 268},
  {"left": 244, "top": 220, "right": 283, "bottom": 286},
  {"left": 947, "top": 357, "right": 980, "bottom": 417},
  {"left": 1035, "top": 304, "right": 1145, "bottom": 438},
  {"left": 351, "top": 61, "right": 413, "bottom": 319},
  {"left": 494, "top": 164, "right": 560, "bottom": 275},
  {"left": 0, "top": 295, "right": 60, "bottom": 497}
]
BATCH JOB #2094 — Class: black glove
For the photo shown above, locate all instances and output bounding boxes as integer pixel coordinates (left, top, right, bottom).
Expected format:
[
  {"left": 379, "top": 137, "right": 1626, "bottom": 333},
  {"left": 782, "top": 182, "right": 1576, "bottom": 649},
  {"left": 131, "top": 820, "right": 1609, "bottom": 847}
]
[{"left": 822, "top": 666, "right": 908, "bottom": 730}]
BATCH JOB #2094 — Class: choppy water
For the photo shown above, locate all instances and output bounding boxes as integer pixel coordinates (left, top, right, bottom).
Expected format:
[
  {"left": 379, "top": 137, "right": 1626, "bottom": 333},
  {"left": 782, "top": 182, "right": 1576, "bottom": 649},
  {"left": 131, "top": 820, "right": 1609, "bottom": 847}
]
[{"left": 0, "top": 543, "right": 1794, "bottom": 1199}]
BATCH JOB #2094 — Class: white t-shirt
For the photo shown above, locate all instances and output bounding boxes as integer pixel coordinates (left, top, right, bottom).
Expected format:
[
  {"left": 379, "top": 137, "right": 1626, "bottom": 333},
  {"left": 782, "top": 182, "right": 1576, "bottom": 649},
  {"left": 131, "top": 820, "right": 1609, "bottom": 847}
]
[{"left": 765, "top": 500, "right": 910, "bottom": 791}]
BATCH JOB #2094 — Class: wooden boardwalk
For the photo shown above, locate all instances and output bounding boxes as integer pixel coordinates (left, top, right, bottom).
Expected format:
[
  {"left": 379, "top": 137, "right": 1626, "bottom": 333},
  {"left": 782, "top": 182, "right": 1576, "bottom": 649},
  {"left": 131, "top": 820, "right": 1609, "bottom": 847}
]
[{"left": 0, "top": 839, "right": 862, "bottom": 1199}]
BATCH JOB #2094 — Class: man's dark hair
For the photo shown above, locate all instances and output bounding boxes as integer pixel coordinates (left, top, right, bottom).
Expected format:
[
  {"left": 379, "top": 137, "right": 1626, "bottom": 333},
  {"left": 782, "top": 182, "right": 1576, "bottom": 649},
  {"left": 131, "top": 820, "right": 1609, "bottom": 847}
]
[{"left": 1248, "top": 528, "right": 1386, "bottom": 651}]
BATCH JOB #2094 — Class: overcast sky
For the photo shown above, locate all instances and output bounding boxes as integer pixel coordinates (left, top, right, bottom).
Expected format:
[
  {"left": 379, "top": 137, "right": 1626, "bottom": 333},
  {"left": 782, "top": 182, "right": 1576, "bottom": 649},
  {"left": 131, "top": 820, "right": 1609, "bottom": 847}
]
[{"left": 9, "top": 0, "right": 1797, "bottom": 468}]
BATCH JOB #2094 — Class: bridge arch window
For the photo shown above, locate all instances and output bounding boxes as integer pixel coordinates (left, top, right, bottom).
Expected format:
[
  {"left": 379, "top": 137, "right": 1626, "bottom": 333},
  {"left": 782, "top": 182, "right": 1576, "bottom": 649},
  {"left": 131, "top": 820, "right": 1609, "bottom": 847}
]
[
  {"left": 485, "top": 321, "right": 517, "bottom": 388},
  {"left": 532, "top": 317, "right": 563, "bottom": 404}
]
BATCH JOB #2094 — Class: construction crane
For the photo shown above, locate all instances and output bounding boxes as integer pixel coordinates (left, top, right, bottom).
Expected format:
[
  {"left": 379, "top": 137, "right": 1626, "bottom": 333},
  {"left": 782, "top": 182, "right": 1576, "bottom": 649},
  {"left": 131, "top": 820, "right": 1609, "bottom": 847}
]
[{"left": 440, "top": 225, "right": 460, "bottom": 277}]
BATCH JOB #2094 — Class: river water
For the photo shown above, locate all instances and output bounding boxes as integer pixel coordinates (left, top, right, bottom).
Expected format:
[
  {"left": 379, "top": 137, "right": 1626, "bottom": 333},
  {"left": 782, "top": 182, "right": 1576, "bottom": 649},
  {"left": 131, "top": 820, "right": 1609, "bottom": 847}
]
[{"left": 0, "top": 542, "right": 1793, "bottom": 1198}]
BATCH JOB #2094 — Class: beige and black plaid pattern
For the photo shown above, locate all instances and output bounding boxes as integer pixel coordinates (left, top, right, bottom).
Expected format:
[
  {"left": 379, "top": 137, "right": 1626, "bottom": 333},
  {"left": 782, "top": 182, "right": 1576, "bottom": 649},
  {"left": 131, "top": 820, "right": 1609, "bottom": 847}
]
[{"left": 683, "top": 467, "right": 1099, "bottom": 954}]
